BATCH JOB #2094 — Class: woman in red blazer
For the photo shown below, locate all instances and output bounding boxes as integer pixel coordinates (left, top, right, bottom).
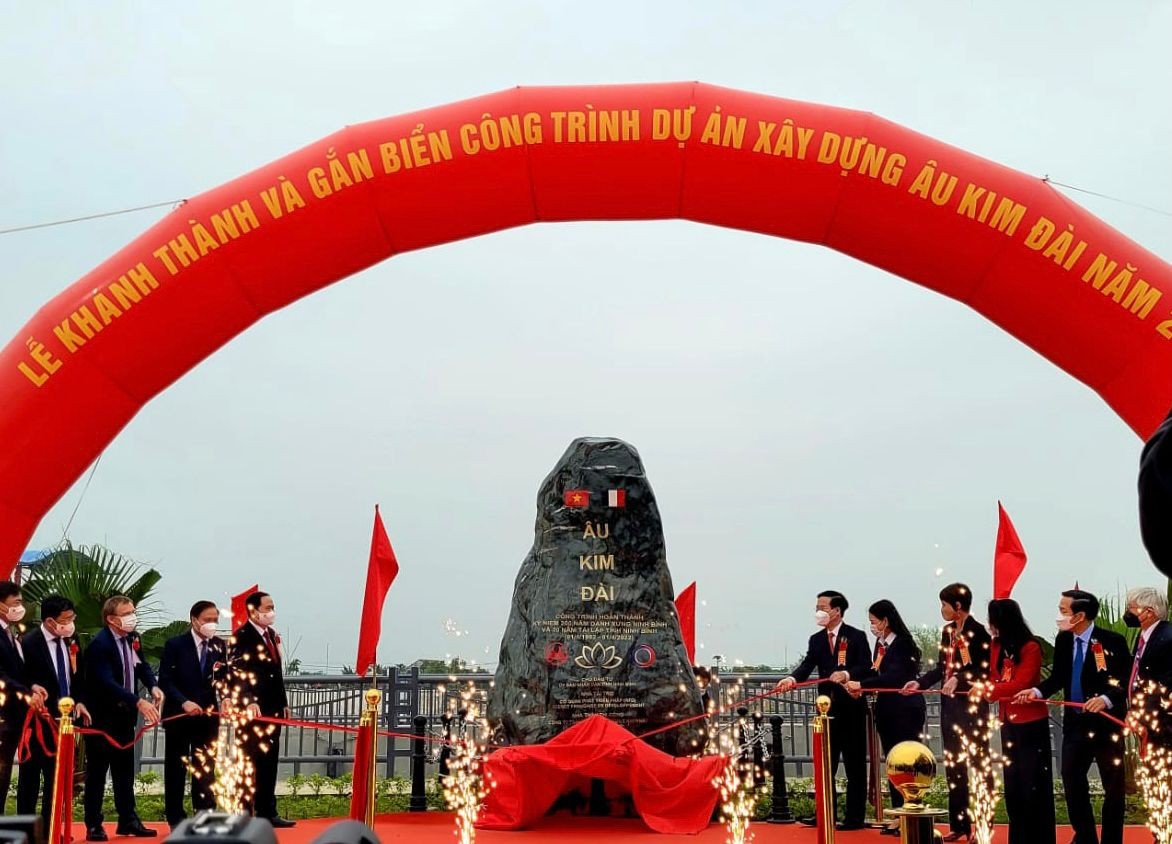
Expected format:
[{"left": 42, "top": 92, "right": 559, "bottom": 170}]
[{"left": 982, "top": 599, "right": 1056, "bottom": 844}]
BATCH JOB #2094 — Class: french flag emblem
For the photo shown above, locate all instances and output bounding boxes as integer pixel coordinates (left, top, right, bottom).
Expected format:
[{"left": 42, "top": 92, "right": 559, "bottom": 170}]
[{"left": 607, "top": 489, "right": 626, "bottom": 508}]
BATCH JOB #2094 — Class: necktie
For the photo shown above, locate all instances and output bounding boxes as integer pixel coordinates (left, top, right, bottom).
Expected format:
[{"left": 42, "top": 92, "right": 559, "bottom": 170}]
[
  {"left": 200, "top": 640, "right": 208, "bottom": 673},
  {"left": 55, "top": 638, "right": 69, "bottom": 695},
  {"left": 1072, "top": 637, "right": 1085, "bottom": 703},
  {"left": 827, "top": 630, "right": 835, "bottom": 659},
  {"left": 120, "top": 637, "right": 134, "bottom": 691},
  {"left": 1130, "top": 635, "right": 1147, "bottom": 698},
  {"left": 266, "top": 630, "right": 278, "bottom": 660}
]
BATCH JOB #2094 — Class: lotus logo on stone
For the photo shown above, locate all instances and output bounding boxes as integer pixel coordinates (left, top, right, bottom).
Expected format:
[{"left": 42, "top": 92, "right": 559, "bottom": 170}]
[{"left": 575, "top": 642, "right": 623, "bottom": 671}]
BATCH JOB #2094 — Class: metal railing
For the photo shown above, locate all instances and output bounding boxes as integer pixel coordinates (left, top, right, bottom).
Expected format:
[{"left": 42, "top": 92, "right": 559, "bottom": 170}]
[{"left": 135, "top": 669, "right": 1069, "bottom": 780}]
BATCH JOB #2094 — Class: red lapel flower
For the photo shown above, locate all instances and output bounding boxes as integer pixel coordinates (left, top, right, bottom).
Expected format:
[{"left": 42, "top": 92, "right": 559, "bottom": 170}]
[
  {"left": 273, "top": 633, "right": 282, "bottom": 646},
  {"left": 69, "top": 641, "right": 79, "bottom": 657},
  {"left": 131, "top": 637, "right": 141, "bottom": 652}
]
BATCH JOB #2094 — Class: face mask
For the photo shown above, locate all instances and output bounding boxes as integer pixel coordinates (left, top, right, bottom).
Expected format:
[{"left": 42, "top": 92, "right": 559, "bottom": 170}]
[
  {"left": 941, "top": 606, "right": 955, "bottom": 622},
  {"left": 118, "top": 613, "right": 138, "bottom": 633},
  {"left": 6, "top": 605, "right": 25, "bottom": 623},
  {"left": 870, "top": 624, "right": 884, "bottom": 638},
  {"left": 56, "top": 621, "right": 76, "bottom": 639},
  {"left": 1056, "top": 615, "right": 1074, "bottom": 632},
  {"left": 1124, "top": 611, "right": 1142, "bottom": 629},
  {"left": 815, "top": 610, "right": 831, "bottom": 628},
  {"left": 199, "top": 622, "right": 219, "bottom": 639},
  {"left": 256, "top": 610, "right": 276, "bottom": 627}
]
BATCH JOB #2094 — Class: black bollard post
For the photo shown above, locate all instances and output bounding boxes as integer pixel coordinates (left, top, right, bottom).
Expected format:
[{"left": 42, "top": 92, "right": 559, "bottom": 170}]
[
  {"left": 768, "top": 715, "right": 794, "bottom": 824},
  {"left": 438, "top": 713, "right": 453, "bottom": 779},
  {"left": 752, "top": 712, "right": 765, "bottom": 786},
  {"left": 409, "top": 714, "right": 428, "bottom": 812}
]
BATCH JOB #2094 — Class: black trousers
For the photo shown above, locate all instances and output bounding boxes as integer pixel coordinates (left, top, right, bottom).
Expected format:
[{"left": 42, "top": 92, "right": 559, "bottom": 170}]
[
  {"left": 940, "top": 696, "right": 987, "bottom": 835},
  {"left": 877, "top": 704, "right": 926, "bottom": 810},
  {"left": 1062, "top": 717, "right": 1124, "bottom": 844},
  {"left": 241, "top": 721, "right": 282, "bottom": 819},
  {"left": 84, "top": 720, "right": 138, "bottom": 827},
  {"left": 16, "top": 735, "right": 59, "bottom": 822},
  {"left": 1001, "top": 719, "right": 1056, "bottom": 844},
  {"left": 828, "top": 705, "right": 867, "bottom": 826},
  {"left": 0, "top": 720, "right": 21, "bottom": 813},
  {"left": 164, "top": 716, "right": 219, "bottom": 825}
]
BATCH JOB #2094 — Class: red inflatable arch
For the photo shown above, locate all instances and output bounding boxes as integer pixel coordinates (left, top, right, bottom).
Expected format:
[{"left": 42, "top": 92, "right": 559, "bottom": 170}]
[{"left": 3, "top": 82, "right": 1171, "bottom": 573}]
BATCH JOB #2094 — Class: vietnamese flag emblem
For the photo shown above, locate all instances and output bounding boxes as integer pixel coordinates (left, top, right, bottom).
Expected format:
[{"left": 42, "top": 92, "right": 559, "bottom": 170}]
[
  {"left": 564, "top": 489, "right": 590, "bottom": 508},
  {"left": 607, "top": 489, "right": 626, "bottom": 508}
]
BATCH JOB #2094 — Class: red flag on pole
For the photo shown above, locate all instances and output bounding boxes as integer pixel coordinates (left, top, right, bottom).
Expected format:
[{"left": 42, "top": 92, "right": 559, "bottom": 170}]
[
  {"left": 993, "top": 502, "right": 1028, "bottom": 599},
  {"left": 231, "top": 584, "right": 259, "bottom": 632},
  {"left": 675, "top": 581, "right": 697, "bottom": 664},
  {"left": 355, "top": 505, "right": 400, "bottom": 678}
]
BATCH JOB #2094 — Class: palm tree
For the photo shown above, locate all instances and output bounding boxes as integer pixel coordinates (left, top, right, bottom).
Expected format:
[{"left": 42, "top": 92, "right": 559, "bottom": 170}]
[{"left": 19, "top": 541, "right": 188, "bottom": 664}]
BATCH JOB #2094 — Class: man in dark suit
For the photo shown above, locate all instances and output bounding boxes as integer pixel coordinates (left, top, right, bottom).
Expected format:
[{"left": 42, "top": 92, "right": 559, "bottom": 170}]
[
  {"left": 1017, "top": 589, "right": 1129, "bottom": 844},
  {"left": 1123, "top": 586, "right": 1172, "bottom": 749},
  {"left": 775, "top": 590, "right": 871, "bottom": 830},
  {"left": 82, "top": 595, "right": 163, "bottom": 840},
  {"left": 0, "top": 580, "right": 48, "bottom": 811},
  {"left": 159, "top": 600, "right": 226, "bottom": 829},
  {"left": 16, "top": 594, "right": 93, "bottom": 823},
  {"left": 229, "top": 591, "right": 295, "bottom": 828},
  {"left": 902, "top": 583, "right": 991, "bottom": 842}
]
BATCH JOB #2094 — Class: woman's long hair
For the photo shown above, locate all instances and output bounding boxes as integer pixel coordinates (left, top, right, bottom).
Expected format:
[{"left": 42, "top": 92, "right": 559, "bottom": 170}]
[
  {"left": 987, "top": 598, "right": 1036, "bottom": 662},
  {"left": 868, "top": 599, "right": 922, "bottom": 664}
]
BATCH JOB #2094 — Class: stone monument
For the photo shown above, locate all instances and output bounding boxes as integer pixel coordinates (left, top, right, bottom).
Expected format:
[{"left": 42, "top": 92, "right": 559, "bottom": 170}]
[{"left": 487, "top": 437, "right": 706, "bottom": 755}]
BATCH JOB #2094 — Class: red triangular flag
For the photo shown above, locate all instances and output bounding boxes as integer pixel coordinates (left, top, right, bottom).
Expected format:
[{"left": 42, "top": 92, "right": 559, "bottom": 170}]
[
  {"left": 231, "top": 584, "right": 259, "bottom": 632},
  {"left": 356, "top": 505, "right": 401, "bottom": 678},
  {"left": 675, "top": 581, "right": 697, "bottom": 664},
  {"left": 993, "top": 502, "right": 1028, "bottom": 599}
]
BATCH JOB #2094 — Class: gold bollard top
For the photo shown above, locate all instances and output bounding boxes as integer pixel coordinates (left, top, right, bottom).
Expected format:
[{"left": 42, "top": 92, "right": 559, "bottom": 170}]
[
  {"left": 886, "top": 740, "right": 937, "bottom": 809},
  {"left": 59, "top": 696, "right": 75, "bottom": 717},
  {"left": 816, "top": 695, "right": 831, "bottom": 716},
  {"left": 364, "top": 688, "right": 383, "bottom": 708}
]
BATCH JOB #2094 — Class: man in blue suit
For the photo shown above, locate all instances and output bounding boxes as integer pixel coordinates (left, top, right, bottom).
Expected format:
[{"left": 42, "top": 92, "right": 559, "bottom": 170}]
[
  {"left": 82, "top": 595, "right": 164, "bottom": 841},
  {"left": 16, "top": 594, "right": 92, "bottom": 823},
  {"left": 158, "top": 600, "right": 225, "bottom": 830}
]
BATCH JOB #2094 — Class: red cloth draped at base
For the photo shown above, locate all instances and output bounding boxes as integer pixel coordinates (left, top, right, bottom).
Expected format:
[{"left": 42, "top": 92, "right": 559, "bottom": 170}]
[{"left": 478, "top": 714, "right": 725, "bottom": 834}]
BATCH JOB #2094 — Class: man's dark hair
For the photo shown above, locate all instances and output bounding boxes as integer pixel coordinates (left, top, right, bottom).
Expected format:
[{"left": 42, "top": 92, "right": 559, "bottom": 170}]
[
  {"left": 0, "top": 581, "right": 20, "bottom": 603},
  {"left": 693, "top": 665, "right": 711, "bottom": 683},
  {"left": 818, "top": 590, "right": 849, "bottom": 613},
  {"left": 245, "top": 591, "right": 270, "bottom": 611},
  {"left": 41, "top": 594, "right": 74, "bottom": 621},
  {"left": 939, "top": 583, "right": 973, "bottom": 612},
  {"left": 190, "top": 600, "right": 217, "bottom": 620},
  {"left": 1062, "top": 589, "right": 1100, "bottom": 622}
]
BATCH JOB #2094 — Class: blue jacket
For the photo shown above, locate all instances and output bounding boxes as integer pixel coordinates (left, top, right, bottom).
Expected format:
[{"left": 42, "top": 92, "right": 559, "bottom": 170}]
[{"left": 82, "top": 626, "right": 157, "bottom": 724}]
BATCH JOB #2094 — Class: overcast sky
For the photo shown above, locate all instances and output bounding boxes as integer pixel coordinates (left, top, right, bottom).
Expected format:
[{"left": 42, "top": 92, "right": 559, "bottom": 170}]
[{"left": 2, "top": 2, "right": 1170, "bottom": 673}]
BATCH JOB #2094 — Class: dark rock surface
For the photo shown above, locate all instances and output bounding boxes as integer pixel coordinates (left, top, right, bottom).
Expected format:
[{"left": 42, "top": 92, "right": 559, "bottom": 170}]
[{"left": 487, "top": 437, "right": 705, "bottom": 755}]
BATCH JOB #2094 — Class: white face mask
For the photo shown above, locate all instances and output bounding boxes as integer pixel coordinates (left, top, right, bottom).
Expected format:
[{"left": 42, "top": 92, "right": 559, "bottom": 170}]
[
  {"left": 870, "top": 624, "right": 884, "bottom": 638},
  {"left": 6, "top": 605, "right": 26, "bottom": 623},
  {"left": 199, "top": 622, "right": 219, "bottom": 639},
  {"left": 118, "top": 613, "right": 138, "bottom": 633},
  {"left": 1056, "top": 615, "right": 1074, "bottom": 632},
  {"left": 815, "top": 610, "right": 831, "bottom": 628},
  {"left": 56, "top": 621, "right": 76, "bottom": 639},
  {"left": 255, "top": 610, "right": 276, "bottom": 628}
]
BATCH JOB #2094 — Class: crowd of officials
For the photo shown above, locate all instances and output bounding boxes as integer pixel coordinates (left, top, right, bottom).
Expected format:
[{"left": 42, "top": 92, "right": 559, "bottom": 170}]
[
  {"left": 0, "top": 583, "right": 294, "bottom": 839},
  {"left": 3, "top": 577, "right": 1171, "bottom": 843},
  {"left": 773, "top": 583, "right": 1172, "bottom": 842}
]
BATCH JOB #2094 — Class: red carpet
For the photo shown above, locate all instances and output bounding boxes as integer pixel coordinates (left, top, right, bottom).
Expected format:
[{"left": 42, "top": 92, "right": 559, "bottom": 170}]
[{"left": 73, "top": 816, "right": 1159, "bottom": 842}]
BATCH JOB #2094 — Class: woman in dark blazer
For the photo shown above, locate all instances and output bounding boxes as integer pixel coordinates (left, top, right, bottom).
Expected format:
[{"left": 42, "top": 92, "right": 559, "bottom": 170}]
[{"left": 845, "top": 599, "right": 927, "bottom": 836}]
